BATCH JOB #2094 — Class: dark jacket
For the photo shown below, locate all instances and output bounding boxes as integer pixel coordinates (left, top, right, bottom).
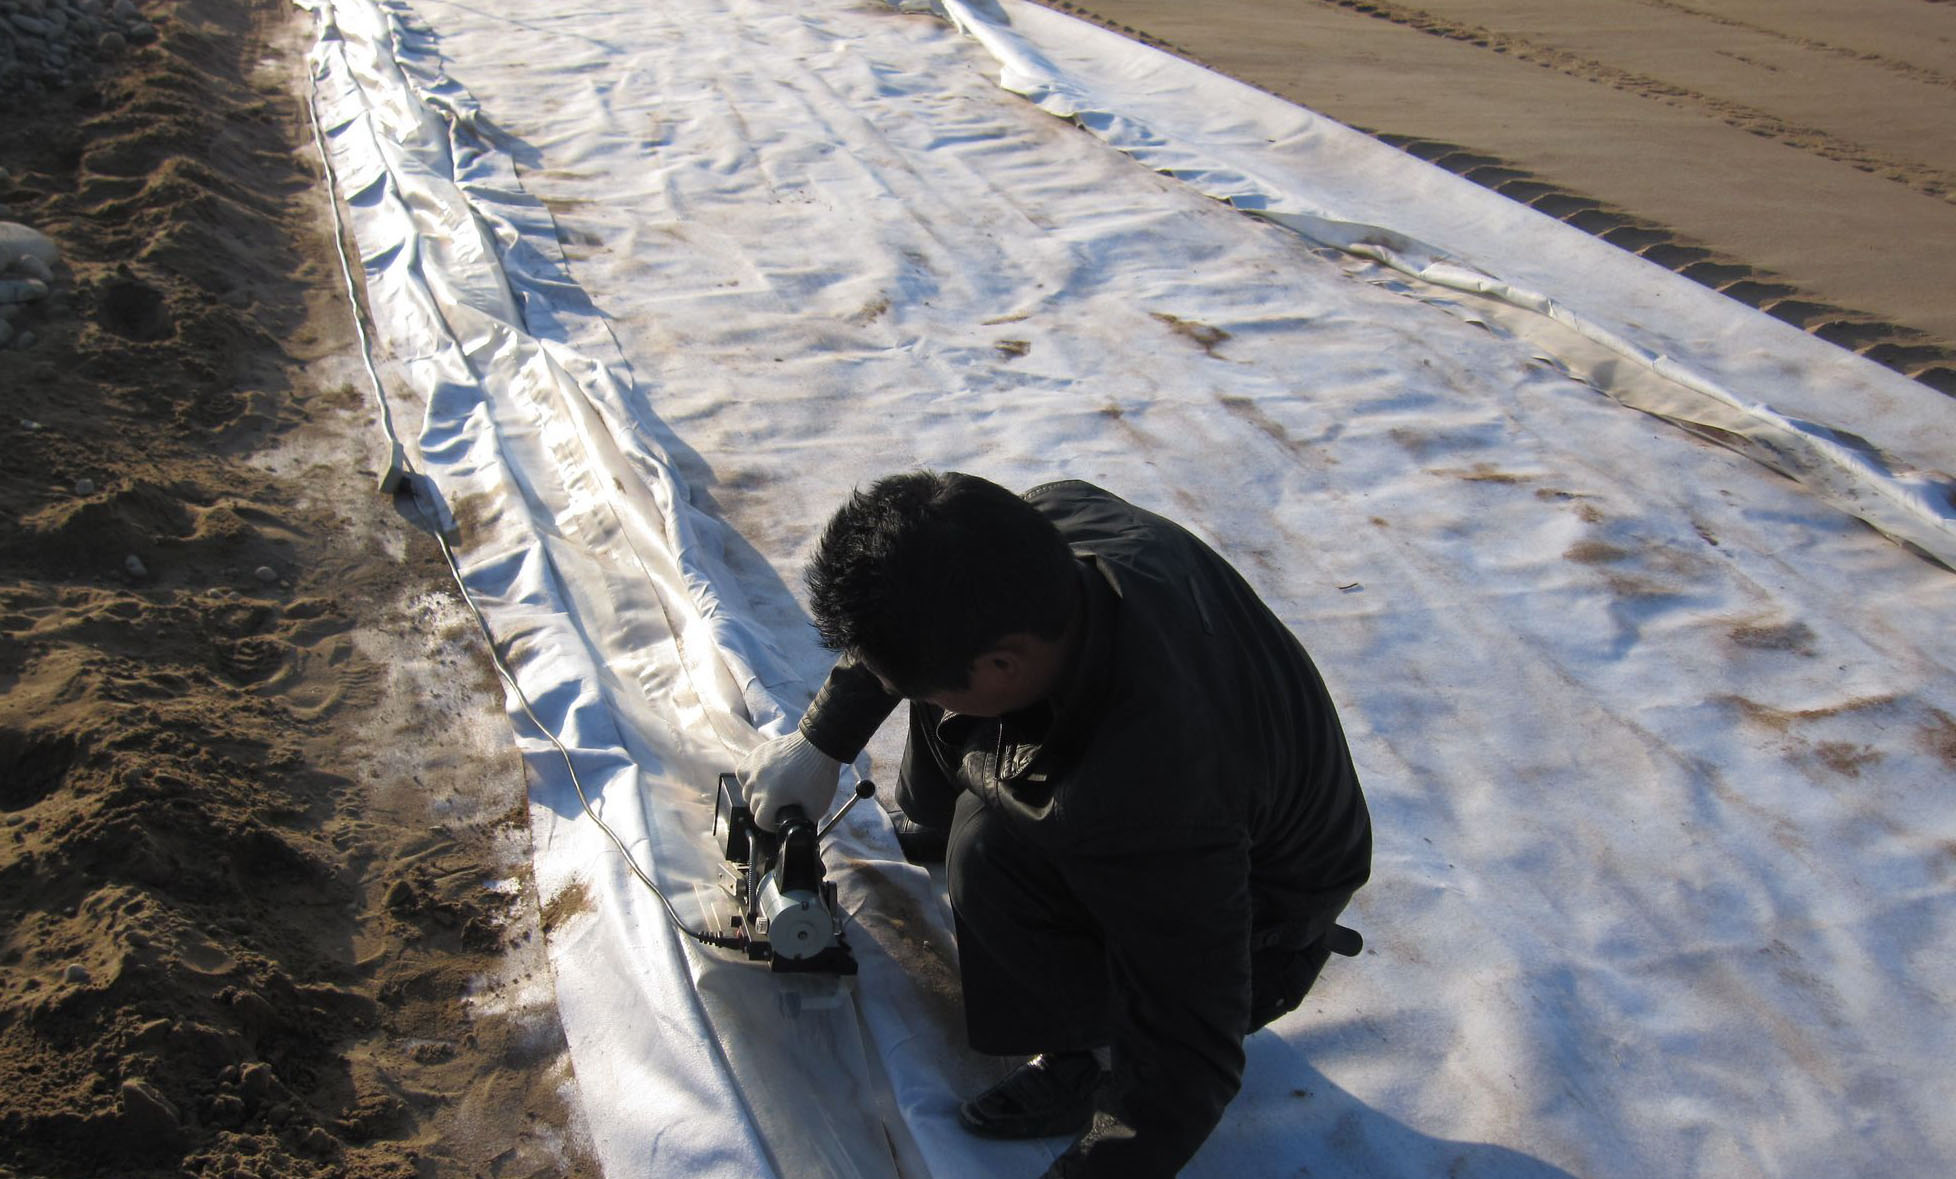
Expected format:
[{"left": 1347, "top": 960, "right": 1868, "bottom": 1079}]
[{"left": 802, "top": 480, "right": 1371, "bottom": 1175}]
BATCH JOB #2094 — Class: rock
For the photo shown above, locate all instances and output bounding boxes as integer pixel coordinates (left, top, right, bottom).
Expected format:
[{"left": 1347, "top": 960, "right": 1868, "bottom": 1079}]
[
  {"left": 207, "top": 1092, "right": 246, "bottom": 1126},
  {"left": 97, "top": 30, "right": 124, "bottom": 55},
  {"left": 63, "top": 963, "right": 89, "bottom": 983},
  {"left": 111, "top": 0, "right": 138, "bottom": 20},
  {"left": 74, "top": 477, "right": 96, "bottom": 495},
  {"left": 228, "top": 988, "right": 276, "bottom": 1035},
  {"left": 127, "top": 21, "right": 156, "bottom": 45},
  {"left": 0, "top": 277, "right": 49, "bottom": 304},
  {"left": 409, "top": 1040, "right": 456, "bottom": 1064},
  {"left": 254, "top": 565, "right": 279, "bottom": 584},
  {"left": 238, "top": 1060, "right": 278, "bottom": 1099},
  {"left": 15, "top": 253, "right": 54, "bottom": 283},
  {"left": 0, "top": 227, "right": 45, "bottom": 258},
  {"left": 382, "top": 878, "right": 417, "bottom": 912},
  {"left": 13, "top": 330, "right": 35, "bottom": 350},
  {"left": 124, "top": 554, "right": 147, "bottom": 579},
  {"left": 117, "top": 1078, "right": 183, "bottom": 1141}
]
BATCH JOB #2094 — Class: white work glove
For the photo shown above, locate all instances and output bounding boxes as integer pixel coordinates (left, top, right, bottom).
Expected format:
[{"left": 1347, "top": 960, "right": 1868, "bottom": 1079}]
[{"left": 736, "top": 729, "right": 843, "bottom": 832}]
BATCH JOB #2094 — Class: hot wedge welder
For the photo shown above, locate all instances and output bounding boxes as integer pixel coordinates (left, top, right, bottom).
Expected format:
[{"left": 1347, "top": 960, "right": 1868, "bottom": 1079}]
[{"left": 712, "top": 773, "right": 875, "bottom": 975}]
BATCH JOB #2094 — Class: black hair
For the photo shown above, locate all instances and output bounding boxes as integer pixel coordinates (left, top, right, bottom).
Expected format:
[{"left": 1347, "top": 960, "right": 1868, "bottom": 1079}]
[{"left": 805, "top": 471, "right": 1078, "bottom": 696}]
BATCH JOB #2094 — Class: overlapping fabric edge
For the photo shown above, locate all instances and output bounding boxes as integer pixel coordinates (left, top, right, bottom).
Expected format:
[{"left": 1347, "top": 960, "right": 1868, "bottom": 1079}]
[{"left": 941, "top": 0, "right": 1956, "bottom": 571}]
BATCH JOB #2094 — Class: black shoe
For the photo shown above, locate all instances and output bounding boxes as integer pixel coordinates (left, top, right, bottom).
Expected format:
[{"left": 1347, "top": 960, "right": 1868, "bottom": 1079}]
[
  {"left": 957, "top": 1051, "right": 1104, "bottom": 1139},
  {"left": 890, "top": 814, "right": 949, "bottom": 865}
]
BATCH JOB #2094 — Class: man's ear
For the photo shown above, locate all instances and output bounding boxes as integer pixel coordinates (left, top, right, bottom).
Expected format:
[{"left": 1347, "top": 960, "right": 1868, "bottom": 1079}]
[
  {"left": 971, "top": 645, "right": 1024, "bottom": 684},
  {"left": 970, "top": 636, "right": 1049, "bottom": 695}
]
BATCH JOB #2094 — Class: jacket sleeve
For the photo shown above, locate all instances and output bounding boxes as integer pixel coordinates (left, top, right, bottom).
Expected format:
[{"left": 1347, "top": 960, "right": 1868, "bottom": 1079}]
[
  {"left": 797, "top": 654, "right": 900, "bottom": 763},
  {"left": 1056, "top": 829, "right": 1255, "bottom": 1177}
]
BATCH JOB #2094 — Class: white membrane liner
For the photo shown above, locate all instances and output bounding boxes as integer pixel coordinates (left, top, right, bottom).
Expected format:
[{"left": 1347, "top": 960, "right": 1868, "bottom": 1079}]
[{"left": 300, "top": 0, "right": 1956, "bottom": 1175}]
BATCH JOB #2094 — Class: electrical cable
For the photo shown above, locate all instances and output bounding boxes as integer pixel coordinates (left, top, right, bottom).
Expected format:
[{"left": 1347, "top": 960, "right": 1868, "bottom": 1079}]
[
  {"left": 301, "top": 44, "right": 747, "bottom": 956},
  {"left": 408, "top": 489, "right": 747, "bottom": 953},
  {"left": 294, "top": 27, "right": 905, "bottom": 1178}
]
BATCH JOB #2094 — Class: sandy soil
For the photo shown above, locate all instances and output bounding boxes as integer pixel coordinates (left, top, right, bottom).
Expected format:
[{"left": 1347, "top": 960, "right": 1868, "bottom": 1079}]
[
  {"left": 1041, "top": 0, "right": 1956, "bottom": 396},
  {"left": 0, "top": 1, "right": 596, "bottom": 1175}
]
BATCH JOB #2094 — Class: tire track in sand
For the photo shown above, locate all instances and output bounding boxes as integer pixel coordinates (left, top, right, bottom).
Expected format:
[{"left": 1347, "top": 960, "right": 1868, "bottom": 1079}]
[
  {"left": 1032, "top": 0, "right": 1956, "bottom": 395},
  {"left": 1311, "top": 0, "right": 1956, "bottom": 206},
  {"left": 1633, "top": 0, "right": 1956, "bottom": 93}
]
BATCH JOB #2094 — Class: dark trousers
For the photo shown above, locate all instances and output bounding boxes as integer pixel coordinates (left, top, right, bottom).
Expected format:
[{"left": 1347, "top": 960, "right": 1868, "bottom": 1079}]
[{"left": 897, "top": 706, "right": 1344, "bottom": 1056}]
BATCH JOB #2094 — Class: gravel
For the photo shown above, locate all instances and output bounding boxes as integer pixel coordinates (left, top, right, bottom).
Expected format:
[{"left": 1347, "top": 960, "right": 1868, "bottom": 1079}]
[
  {"left": 0, "top": 221, "right": 59, "bottom": 349},
  {"left": 0, "top": 0, "right": 160, "bottom": 99}
]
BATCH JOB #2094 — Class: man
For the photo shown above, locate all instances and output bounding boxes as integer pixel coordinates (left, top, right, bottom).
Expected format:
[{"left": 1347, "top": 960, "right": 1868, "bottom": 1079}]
[{"left": 739, "top": 472, "right": 1371, "bottom": 1177}]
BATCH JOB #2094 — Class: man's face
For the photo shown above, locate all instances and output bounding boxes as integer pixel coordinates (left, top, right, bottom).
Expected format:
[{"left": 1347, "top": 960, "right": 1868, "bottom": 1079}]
[
  {"left": 914, "top": 667, "right": 1024, "bottom": 718},
  {"left": 863, "top": 652, "right": 1029, "bottom": 718}
]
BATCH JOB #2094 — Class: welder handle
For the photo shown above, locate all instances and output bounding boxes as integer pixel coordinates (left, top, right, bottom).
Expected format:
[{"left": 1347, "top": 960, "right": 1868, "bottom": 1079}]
[
  {"left": 816, "top": 780, "right": 877, "bottom": 842},
  {"left": 747, "top": 803, "right": 809, "bottom": 867},
  {"left": 772, "top": 804, "right": 812, "bottom": 831}
]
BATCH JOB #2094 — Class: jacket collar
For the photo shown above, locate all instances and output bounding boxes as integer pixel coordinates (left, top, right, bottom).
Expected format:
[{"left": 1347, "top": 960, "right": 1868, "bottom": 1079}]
[{"left": 981, "top": 557, "right": 1117, "bottom": 785}]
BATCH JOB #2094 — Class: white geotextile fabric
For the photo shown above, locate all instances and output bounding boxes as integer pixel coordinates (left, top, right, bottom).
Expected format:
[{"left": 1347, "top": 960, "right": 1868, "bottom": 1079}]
[
  {"left": 300, "top": 0, "right": 1956, "bottom": 1176},
  {"left": 938, "top": 0, "right": 1956, "bottom": 569}
]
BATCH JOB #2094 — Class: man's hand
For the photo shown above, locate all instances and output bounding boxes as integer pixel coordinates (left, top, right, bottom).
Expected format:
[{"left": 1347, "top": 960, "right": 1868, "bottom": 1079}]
[{"left": 736, "top": 730, "right": 843, "bottom": 831}]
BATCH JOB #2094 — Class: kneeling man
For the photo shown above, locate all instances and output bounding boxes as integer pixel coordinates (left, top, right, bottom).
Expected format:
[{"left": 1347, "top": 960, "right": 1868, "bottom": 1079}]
[{"left": 741, "top": 472, "right": 1371, "bottom": 1178}]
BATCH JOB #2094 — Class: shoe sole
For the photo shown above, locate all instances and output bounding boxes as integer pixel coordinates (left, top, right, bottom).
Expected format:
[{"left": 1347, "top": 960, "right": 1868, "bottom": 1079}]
[{"left": 955, "top": 1100, "right": 1094, "bottom": 1140}]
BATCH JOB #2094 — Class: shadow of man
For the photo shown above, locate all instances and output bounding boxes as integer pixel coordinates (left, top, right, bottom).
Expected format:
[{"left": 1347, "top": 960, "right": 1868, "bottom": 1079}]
[{"left": 1187, "top": 1024, "right": 1582, "bottom": 1178}]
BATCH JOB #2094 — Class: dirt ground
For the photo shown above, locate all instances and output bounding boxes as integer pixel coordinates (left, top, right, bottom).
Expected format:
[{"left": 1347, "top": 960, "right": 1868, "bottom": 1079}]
[
  {"left": 0, "top": 0, "right": 596, "bottom": 1175},
  {"left": 1042, "top": 0, "right": 1956, "bottom": 396}
]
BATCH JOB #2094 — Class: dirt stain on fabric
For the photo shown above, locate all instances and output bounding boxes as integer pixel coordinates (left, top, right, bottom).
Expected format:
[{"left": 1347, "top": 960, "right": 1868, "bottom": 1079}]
[
  {"left": 541, "top": 879, "right": 594, "bottom": 933},
  {"left": 1564, "top": 540, "right": 1630, "bottom": 564},
  {"left": 849, "top": 296, "right": 891, "bottom": 324},
  {"left": 844, "top": 861, "right": 960, "bottom": 1007},
  {"left": 1726, "top": 694, "right": 1899, "bottom": 732},
  {"left": 447, "top": 492, "right": 497, "bottom": 548},
  {"left": 1920, "top": 709, "right": 1956, "bottom": 771},
  {"left": 837, "top": 858, "right": 999, "bottom": 1089},
  {"left": 1729, "top": 620, "right": 1817, "bottom": 655},
  {"left": 1813, "top": 742, "right": 1882, "bottom": 778},
  {"left": 1151, "top": 312, "right": 1231, "bottom": 357},
  {"left": 1434, "top": 462, "right": 1530, "bottom": 484}
]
